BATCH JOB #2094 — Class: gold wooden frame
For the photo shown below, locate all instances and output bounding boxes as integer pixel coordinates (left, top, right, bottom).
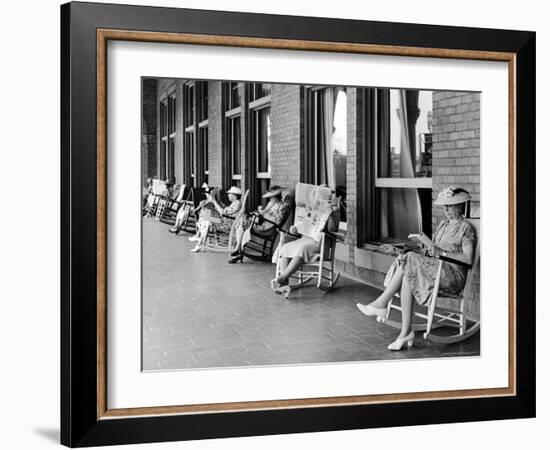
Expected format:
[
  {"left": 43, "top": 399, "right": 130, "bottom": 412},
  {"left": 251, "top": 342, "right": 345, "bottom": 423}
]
[{"left": 96, "top": 29, "right": 516, "bottom": 420}]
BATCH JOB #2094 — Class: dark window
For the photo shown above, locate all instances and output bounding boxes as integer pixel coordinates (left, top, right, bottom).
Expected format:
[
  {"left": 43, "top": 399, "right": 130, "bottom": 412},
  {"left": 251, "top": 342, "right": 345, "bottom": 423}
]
[
  {"left": 199, "top": 126, "right": 208, "bottom": 184},
  {"left": 184, "top": 131, "right": 195, "bottom": 185},
  {"left": 223, "top": 82, "right": 242, "bottom": 190},
  {"left": 304, "top": 87, "right": 348, "bottom": 222},
  {"left": 159, "top": 98, "right": 174, "bottom": 180},
  {"left": 198, "top": 81, "right": 208, "bottom": 122},
  {"left": 248, "top": 83, "right": 271, "bottom": 206},
  {"left": 183, "top": 84, "right": 195, "bottom": 128},
  {"left": 251, "top": 83, "right": 271, "bottom": 101},
  {"left": 230, "top": 82, "right": 240, "bottom": 108},
  {"left": 361, "top": 88, "right": 433, "bottom": 243},
  {"left": 256, "top": 108, "right": 271, "bottom": 174}
]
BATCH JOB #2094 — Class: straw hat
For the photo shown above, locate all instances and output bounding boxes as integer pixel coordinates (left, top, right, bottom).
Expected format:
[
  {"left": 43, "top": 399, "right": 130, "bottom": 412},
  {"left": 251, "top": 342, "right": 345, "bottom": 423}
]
[
  {"left": 164, "top": 178, "right": 174, "bottom": 186},
  {"left": 262, "top": 185, "right": 286, "bottom": 198},
  {"left": 227, "top": 186, "right": 243, "bottom": 196},
  {"left": 434, "top": 186, "right": 471, "bottom": 206}
]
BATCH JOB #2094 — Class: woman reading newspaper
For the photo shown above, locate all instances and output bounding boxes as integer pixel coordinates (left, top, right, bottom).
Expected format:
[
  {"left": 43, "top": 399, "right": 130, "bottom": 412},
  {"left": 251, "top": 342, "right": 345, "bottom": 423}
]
[
  {"left": 356, "top": 186, "right": 477, "bottom": 351},
  {"left": 271, "top": 184, "right": 340, "bottom": 297}
]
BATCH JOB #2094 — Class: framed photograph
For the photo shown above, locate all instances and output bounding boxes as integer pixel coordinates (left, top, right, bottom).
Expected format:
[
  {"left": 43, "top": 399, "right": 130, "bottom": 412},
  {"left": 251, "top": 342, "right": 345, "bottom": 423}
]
[{"left": 61, "top": 1, "right": 536, "bottom": 447}]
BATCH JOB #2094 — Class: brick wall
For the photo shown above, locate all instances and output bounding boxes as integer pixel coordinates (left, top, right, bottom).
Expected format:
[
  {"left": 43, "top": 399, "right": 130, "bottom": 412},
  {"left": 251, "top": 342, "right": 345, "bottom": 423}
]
[
  {"left": 432, "top": 92, "right": 480, "bottom": 226},
  {"left": 270, "top": 84, "right": 303, "bottom": 190},
  {"left": 432, "top": 91, "right": 481, "bottom": 319},
  {"left": 141, "top": 78, "right": 158, "bottom": 182},
  {"left": 346, "top": 88, "right": 359, "bottom": 259},
  {"left": 208, "top": 81, "right": 223, "bottom": 188}
]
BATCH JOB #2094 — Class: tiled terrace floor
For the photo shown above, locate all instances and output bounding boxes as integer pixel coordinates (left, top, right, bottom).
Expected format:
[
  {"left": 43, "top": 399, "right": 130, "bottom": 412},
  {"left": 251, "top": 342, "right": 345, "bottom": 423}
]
[{"left": 142, "top": 219, "right": 480, "bottom": 371}]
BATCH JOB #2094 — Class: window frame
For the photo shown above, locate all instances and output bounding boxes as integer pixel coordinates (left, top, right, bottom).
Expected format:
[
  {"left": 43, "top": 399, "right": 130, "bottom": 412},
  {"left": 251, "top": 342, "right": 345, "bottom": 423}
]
[
  {"left": 360, "top": 88, "right": 434, "bottom": 244},
  {"left": 248, "top": 83, "right": 272, "bottom": 206},
  {"left": 223, "top": 82, "right": 243, "bottom": 189}
]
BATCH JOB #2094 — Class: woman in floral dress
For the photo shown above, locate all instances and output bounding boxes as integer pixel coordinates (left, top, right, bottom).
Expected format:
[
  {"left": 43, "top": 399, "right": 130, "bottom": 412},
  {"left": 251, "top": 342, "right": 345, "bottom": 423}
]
[
  {"left": 189, "top": 186, "right": 242, "bottom": 253},
  {"left": 356, "top": 186, "right": 477, "bottom": 350}
]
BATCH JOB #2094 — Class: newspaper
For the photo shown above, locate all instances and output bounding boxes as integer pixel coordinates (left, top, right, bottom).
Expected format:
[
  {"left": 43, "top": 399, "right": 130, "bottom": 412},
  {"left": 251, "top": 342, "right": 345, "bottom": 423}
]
[
  {"left": 151, "top": 179, "right": 166, "bottom": 195},
  {"left": 294, "top": 183, "right": 333, "bottom": 242}
]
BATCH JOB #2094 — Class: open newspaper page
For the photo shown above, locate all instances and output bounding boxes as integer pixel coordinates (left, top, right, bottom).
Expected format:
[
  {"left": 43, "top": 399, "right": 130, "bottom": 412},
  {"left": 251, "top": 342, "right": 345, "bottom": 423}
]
[
  {"left": 152, "top": 179, "right": 167, "bottom": 195},
  {"left": 294, "top": 183, "right": 333, "bottom": 242}
]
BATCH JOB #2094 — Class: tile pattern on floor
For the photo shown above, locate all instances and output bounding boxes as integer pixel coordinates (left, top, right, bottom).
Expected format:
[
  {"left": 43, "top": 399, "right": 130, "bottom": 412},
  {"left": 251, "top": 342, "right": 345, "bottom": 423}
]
[{"left": 142, "top": 219, "right": 480, "bottom": 371}]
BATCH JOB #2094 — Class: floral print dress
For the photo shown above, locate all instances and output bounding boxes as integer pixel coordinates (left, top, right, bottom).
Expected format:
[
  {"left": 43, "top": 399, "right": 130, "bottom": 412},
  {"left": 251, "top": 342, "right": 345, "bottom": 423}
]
[{"left": 403, "top": 218, "right": 477, "bottom": 305}]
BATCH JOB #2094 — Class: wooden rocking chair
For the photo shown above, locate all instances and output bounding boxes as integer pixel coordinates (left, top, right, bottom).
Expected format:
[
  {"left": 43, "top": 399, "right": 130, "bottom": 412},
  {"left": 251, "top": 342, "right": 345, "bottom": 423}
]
[
  {"left": 274, "top": 230, "right": 342, "bottom": 300},
  {"left": 180, "top": 187, "right": 207, "bottom": 234},
  {"left": 203, "top": 190, "right": 250, "bottom": 252},
  {"left": 143, "top": 178, "right": 164, "bottom": 217},
  {"left": 160, "top": 184, "right": 187, "bottom": 225},
  {"left": 380, "top": 218, "right": 480, "bottom": 344},
  {"left": 241, "top": 193, "right": 295, "bottom": 262},
  {"left": 154, "top": 184, "right": 181, "bottom": 221}
]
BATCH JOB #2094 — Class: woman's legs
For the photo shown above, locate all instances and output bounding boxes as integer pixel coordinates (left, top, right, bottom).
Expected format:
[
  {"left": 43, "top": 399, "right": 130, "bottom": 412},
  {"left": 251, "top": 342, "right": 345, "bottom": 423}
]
[
  {"left": 368, "top": 265, "right": 404, "bottom": 309},
  {"left": 397, "top": 274, "right": 414, "bottom": 338},
  {"left": 170, "top": 206, "right": 188, "bottom": 232},
  {"left": 233, "top": 222, "right": 245, "bottom": 252},
  {"left": 276, "top": 256, "right": 304, "bottom": 286},
  {"left": 191, "top": 220, "right": 209, "bottom": 251}
]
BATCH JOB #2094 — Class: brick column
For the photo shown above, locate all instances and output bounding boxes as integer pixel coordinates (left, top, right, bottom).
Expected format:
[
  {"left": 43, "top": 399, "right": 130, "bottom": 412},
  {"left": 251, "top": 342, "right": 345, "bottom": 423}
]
[
  {"left": 432, "top": 91, "right": 481, "bottom": 313},
  {"left": 208, "top": 81, "right": 224, "bottom": 189},
  {"left": 174, "top": 80, "right": 184, "bottom": 185},
  {"left": 345, "top": 87, "right": 361, "bottom": 264},
  {"left": 141, "top": 78, "right": 158, "bottom": 182},
  {"left": 432, "top": 92, "right": 480, "bottom": 227},
  {"left": 270, "top": 84, "right": 303, "bottom": 190}
]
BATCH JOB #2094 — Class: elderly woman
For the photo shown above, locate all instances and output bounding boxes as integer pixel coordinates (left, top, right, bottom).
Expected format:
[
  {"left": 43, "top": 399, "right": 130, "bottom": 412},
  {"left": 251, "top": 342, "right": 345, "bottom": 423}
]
[
  {"left": 189, "top": 186, "right": 243, "bottom": 253},
  {"left": 356, "top": 186, "right": 477, "bottom": 351},
  {"left": 228, "top": 185, "right": 289, "bottom": 264},
  {"left": 271, "top": 191, "right": 340, "bottom": 296}
]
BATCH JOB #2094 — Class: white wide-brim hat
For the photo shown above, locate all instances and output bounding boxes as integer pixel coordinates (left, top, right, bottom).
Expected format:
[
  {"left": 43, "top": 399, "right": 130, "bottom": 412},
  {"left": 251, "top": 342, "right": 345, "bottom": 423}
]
[
  {"left": 226, "top": 186, "right": 243, "bottom": 196},
  {"left": 262, "top": 185, "right": 286, "bottom": 198},
  {"left": 434, "top": 186, "right": 472, "bottom": 205}
]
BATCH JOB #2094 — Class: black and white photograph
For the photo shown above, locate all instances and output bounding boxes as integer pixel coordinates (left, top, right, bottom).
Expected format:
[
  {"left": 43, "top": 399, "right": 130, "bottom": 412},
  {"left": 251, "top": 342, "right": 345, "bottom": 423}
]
[{"left": 141, "top": 79, "right": 481, "bottom": 371}]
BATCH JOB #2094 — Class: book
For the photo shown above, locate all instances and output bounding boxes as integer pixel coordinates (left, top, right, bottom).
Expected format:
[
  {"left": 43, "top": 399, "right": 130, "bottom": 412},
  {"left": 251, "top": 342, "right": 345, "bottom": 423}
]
[{"left": 408, "top": 233, "right": 433, "bottom": 248}]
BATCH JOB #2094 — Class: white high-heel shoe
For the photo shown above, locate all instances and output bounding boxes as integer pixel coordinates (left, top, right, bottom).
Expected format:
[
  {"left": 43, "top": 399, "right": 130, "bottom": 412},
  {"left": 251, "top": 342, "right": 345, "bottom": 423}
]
[
  {"left": 190, "top": 245, "right": 205, "bottom": 253},
  {"left": 356, "top": 303, "right": 387, "bottom": 318},
  {"left": 387, "top": 331, "right": 415, "bottom": 351},
  {"left": 273, "top": 285, "right": 291, "bottom": 299}
]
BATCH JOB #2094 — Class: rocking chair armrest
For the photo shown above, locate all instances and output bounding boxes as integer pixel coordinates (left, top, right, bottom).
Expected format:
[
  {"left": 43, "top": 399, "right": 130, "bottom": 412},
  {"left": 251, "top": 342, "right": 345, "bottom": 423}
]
[
  {"left": 435, "top": 254, "right": 472, "bottom": 269},
  {"left": 260, "top": 216, "right": 282, "bottom": 228},
  {"left": 323, "top": 231, "right": 343, "bottom": 242},
  {"left": 279, "top": 228, "right": 302, "bottom": 239}
]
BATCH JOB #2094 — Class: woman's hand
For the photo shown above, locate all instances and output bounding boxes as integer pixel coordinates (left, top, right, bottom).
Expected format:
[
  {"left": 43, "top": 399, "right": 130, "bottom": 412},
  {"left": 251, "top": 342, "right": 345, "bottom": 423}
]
[
  {"left": 289, "top": 225, "right": 298, "bottom": 235},
  {"left": 428, "top": 245, "right": 443, "bottom": 257}
]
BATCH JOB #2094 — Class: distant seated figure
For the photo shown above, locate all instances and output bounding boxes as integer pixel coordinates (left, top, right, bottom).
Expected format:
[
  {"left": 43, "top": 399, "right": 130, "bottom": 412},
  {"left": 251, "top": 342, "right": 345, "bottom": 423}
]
[
  {"left": 228, "top": 185, "right": 290, "bottom": 264},
  {"left": 271, "top": 189, "right": 340, "bottom": 296},
  {"left": 168, "top": 183, "right": 210, "bottom": 235},
  {"left": 189, "top": 186, "right": 243, "bottom": 253},
  {"left": 142, "top": 178, "right": 153, "bottom": 213},
  {"left": 160, "top": 178, "right": 174, "bottom": 198}
]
